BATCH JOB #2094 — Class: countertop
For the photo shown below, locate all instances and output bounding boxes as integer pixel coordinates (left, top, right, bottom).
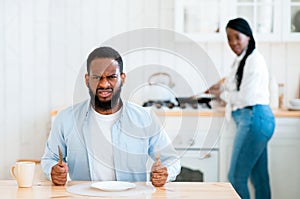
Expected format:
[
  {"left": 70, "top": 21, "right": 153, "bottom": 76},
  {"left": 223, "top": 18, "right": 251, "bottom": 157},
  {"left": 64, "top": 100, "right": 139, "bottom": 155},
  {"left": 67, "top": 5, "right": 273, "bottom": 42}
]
[
  {"left": 51, "top": 107, "right": 300, "bottom": 118},
  {"left": 154, "top": 108, "right": 300, "bottom": 117}
]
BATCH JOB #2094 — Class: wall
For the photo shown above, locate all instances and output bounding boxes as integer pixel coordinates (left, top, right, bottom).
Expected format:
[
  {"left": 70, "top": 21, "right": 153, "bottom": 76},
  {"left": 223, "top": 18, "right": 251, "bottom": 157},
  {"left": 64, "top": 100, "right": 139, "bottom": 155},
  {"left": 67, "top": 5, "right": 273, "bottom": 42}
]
[{"left": 0, "top": 0, "right": 299, "bottom": 179}]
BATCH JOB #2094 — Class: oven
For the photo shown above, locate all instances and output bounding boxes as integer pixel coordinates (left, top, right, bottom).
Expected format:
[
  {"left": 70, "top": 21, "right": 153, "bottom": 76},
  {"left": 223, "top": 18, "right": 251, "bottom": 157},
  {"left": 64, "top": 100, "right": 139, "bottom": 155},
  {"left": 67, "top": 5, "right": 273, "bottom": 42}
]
[
  {"left": 176, "top": 149, "right": 219, "bottom": 182},
  {"left": 155, "top": 112, "right": 221, "bottom": 182},
  {"left": 174, "top": 134, "right": 219, "bottom": 182}
]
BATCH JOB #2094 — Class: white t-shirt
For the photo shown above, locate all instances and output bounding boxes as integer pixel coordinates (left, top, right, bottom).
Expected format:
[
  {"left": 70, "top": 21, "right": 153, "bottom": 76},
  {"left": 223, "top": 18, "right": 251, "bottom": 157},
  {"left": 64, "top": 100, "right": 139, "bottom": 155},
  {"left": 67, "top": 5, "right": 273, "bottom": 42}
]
[
  {"left": 220, "top": 49, "right": 270, "bottom": 117},
  {"left": 90, "top": 107, "right": 122, "bottom": 181}
]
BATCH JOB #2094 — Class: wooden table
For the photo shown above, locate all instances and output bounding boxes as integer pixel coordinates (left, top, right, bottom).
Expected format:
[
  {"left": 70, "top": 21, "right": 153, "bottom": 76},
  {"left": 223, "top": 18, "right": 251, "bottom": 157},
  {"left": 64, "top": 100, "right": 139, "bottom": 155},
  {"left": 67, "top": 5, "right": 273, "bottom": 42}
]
[{"left": 0, "top": 180, "right": 240, "bottom": 198}]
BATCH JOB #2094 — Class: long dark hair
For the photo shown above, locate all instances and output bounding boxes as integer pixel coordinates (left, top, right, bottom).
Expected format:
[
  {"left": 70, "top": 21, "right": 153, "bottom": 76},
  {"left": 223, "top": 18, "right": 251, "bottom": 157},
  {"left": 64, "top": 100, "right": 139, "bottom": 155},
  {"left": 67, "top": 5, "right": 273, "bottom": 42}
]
[{"left": 226, "top": 18, "right": 256, "bottom": 91}]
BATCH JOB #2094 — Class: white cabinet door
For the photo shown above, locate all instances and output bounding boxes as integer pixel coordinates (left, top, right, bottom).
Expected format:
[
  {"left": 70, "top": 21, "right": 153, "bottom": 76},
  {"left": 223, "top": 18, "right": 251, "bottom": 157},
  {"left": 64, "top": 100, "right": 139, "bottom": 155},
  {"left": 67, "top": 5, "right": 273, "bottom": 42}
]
[
  {"left": 174, "top": 0, "right": 229, "bottom": 42},
  {"left": 268, "top": 117, "right": 300, "bottom": 199},
  {"left": 282, "top": 0, "right": 300, "bottom": 41},
  {"left": 269, "top": 138, "right": 300, "bottom": 199},
  {"left": 219, "top": 119, "right": 235, "bottom": 182}
]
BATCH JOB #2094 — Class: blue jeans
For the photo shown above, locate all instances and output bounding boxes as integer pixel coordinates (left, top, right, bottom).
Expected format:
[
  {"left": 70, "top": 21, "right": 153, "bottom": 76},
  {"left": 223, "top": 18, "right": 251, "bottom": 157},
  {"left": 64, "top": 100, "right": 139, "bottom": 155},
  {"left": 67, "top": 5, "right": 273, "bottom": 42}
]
[{"left": 229, "top": 105, "right": 275, "bottom": 199}]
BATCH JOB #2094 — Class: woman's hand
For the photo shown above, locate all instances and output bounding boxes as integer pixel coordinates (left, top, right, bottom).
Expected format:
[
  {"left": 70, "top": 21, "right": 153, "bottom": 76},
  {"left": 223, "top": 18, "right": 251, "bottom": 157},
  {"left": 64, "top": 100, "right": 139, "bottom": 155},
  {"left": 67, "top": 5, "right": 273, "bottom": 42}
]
[{"left": 205, "top": 78, "right": 226, "bottom": 98}]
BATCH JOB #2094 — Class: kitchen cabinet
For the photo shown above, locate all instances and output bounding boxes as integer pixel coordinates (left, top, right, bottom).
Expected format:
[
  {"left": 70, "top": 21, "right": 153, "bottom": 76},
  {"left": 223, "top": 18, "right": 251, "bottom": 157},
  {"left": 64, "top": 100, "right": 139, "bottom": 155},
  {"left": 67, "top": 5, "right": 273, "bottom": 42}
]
[
  {"left": 268, "top": 117, "right": 300, "bottom": 199},
  {"left": 175, "top": 0, "right": 300, "bottom": 41},
  {"left": 229, "top": 0, "right": 282, "bottom": 41},
  {"left": 283, "top": 0, "right": 300, "bottom": 41},
  {"left": 174, "top": 0, "right": 229, "bottom": 42},
  {"left": 219, "top": 117, "right": 300, "bottom": 199}
]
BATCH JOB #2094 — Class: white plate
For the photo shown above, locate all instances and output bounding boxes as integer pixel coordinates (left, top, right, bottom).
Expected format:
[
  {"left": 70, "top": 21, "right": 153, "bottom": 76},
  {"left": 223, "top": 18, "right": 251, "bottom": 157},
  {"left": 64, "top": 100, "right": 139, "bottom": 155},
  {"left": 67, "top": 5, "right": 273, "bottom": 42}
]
[
  {"left": 91, "top": 181, "right": 136, "bottom": 192},
  {"left": 288, "top": 105, "right": 300, "bottom": 111}
]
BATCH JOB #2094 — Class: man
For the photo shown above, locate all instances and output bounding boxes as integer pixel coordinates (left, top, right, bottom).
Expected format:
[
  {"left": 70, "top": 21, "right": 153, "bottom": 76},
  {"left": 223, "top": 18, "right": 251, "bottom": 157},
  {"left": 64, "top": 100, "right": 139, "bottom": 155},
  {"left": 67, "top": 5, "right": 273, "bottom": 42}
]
[{"left": 41, "top": 46, "right": 181, "bottom": 187}]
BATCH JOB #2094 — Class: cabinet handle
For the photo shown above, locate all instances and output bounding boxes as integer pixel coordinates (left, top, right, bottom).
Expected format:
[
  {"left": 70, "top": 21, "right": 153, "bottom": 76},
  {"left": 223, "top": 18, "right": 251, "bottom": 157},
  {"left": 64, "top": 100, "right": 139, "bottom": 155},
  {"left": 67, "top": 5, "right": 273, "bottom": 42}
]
[{"left": 202, "top": 153, "right": 211, "bottom": 159}]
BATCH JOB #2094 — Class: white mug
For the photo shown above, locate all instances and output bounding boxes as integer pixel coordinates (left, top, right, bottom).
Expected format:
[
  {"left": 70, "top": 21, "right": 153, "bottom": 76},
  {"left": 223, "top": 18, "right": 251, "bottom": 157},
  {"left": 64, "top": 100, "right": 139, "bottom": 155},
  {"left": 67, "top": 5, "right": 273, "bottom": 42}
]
[{"left": 10, "top": 161, "right": 36, "bottom": 188}]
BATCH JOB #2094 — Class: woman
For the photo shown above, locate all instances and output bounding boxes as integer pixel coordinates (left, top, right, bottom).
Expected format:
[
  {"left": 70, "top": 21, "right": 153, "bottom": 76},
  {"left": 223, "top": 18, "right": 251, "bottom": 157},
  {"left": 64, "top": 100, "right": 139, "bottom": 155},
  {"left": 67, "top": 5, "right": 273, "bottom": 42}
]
[{"left": 209, "top": 18, "right": 275, "bottom": 199}]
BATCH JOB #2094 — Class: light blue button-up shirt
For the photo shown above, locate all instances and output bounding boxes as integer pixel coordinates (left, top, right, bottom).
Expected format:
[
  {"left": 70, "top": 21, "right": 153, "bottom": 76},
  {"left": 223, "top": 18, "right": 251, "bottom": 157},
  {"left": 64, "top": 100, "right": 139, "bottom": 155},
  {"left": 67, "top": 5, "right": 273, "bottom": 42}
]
[{"left": 41, "top": 100, "right": 180, "bottom": 182}]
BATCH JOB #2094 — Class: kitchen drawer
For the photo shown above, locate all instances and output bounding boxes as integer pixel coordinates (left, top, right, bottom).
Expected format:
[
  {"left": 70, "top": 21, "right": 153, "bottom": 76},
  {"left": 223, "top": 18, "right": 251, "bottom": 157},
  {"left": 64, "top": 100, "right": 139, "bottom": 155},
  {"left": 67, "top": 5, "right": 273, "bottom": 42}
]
[
  {"left": 172, "top": 130, "right": 219, "bottom": 149},
  {"left": 158, "top": 116, "right": 212, "bottom": 131},
  {"left": 160, "top": 115, "right": 225, "bottom": 150},
  {"left": 273, "top": 118, "right": 300, "bottom": 138}
]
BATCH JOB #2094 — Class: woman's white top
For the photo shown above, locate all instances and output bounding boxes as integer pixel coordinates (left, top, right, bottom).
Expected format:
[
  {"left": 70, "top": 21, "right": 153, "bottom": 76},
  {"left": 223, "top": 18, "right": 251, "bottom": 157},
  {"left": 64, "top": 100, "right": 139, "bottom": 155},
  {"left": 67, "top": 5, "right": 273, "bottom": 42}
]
[{"left": 220, "top": 49, "right": 270, "bottom": 119}]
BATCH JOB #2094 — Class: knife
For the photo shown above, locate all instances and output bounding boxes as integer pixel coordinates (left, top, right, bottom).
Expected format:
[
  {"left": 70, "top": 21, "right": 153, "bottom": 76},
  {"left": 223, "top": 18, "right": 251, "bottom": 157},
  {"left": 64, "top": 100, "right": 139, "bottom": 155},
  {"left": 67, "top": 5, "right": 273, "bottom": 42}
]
[
  {"left": 58, "top": 145, "right": 63, "bottom": 166},
  {"left": 155, "top": 152, "right": 160, "bottom": 162}
]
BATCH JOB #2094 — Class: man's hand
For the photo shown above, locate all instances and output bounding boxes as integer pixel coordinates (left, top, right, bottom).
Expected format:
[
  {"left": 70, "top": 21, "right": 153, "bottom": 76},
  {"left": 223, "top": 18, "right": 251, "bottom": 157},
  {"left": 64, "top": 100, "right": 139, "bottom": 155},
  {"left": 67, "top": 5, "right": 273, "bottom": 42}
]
[
  {"left": 151, "top": 158, "right": 168, "bottom": 187},
  {"left": 51, "top": 162, "right": 68, "bottom": 186}
]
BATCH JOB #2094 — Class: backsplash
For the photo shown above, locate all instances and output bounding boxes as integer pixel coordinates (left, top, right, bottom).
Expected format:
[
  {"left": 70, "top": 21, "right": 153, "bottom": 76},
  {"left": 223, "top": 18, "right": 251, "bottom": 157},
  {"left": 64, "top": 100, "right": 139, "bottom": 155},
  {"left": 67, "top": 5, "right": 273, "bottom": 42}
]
[{"left": 0, "top": 0, "right": 299, "bottom": 180}]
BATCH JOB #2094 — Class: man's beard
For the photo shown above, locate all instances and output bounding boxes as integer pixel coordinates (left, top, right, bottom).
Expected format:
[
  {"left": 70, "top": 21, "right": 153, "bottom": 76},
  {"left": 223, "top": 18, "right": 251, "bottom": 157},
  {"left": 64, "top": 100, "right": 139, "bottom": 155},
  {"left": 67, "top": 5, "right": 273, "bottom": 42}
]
[{"left": 89, "top": 85, "right": 122, "bottom": 112}]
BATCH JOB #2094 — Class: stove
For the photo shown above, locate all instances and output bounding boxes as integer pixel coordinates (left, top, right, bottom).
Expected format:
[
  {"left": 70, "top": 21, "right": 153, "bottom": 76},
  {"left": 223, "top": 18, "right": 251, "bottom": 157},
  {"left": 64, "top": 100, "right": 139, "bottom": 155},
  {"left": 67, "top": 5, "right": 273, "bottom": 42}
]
[
  {"left": 142, "top": 96, "right": 214, "bottom": 109},
  {"left": 142, "top": 100, "right": 175, "bottom": 109}
]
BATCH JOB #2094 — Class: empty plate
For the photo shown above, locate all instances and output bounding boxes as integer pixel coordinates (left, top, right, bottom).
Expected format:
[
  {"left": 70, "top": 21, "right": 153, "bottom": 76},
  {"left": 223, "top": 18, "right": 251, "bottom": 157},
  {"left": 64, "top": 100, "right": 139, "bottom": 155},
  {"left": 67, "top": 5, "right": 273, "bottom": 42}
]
[{"left": 91, "top": 181, "right": 136, "bottom": 192}]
